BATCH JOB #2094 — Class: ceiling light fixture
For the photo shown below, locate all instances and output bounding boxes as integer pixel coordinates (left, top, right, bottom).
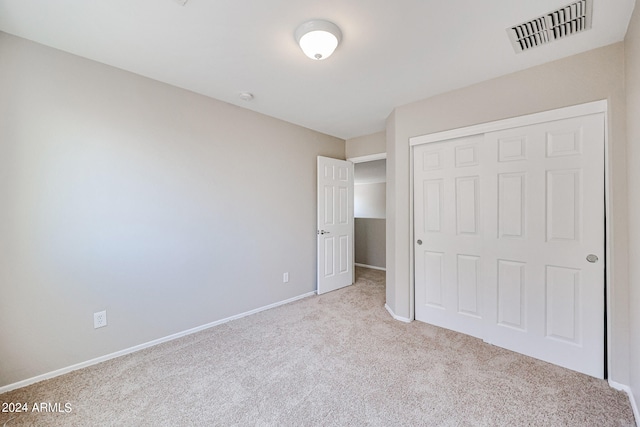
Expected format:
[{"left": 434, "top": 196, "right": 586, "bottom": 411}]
[{"left": 294, "top": 19, "right": 342, "bottom": 60}]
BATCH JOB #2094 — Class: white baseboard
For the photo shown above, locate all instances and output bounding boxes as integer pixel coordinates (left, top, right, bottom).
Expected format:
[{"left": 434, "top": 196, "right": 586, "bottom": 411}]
[
  {"left": 0, "top": 291, "right": 316, "bottom": 395},
  {"left": 609, "top": 380, "right": 639, "bottom": 425},
  {"left": 385, "top": 303, "right": 411, "bottom": 323},
  {"left": 355, "top": 263, "right": 386, "bottom": 271}
]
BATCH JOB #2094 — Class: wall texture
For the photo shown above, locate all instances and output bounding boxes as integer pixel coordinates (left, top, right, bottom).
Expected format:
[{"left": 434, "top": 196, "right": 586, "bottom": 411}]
[
  {"left": 0, "top": 33, "right": 344, "bottom": 387},
  {"left": 354, "top": 183, "right": 386, "bottom": 218},
  {"left": 345, "top": 131, "right": 385, "bottom": 159},
  {"left": 385, "top": 111, "right": 398, "bottom": 314},
  {"left": 350, "top": 136, "right": 387, "bottom": 270},
  {"left": 386, "top": 42, "right": 630, "bottom": 384},
  {"left": 355, "top": 219, "right": 385, "bottom": 269},
  {"left": 625, "top": 2, "right": 640, "bottom": 415},
  {"left": 354, "top": 168, "right": 386, "bottom": 270}
]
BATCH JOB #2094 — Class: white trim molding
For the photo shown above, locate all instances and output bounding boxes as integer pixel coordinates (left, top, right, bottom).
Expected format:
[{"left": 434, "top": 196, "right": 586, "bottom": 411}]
[
  {"left": 347, "top": 153, "right": 386, "bottom": 163},
  {"left": 410, "top": 100, "right": 607, "bottom": 146},
  {"left": 608, "top": 381, "right": 639, "bottom": 424},
  {"left": 355, "top": 263, "right": 386, "bottom": 271},
  {"left": 385, "top": 303, "right": 411, "bottom": 323},
  {"left": 0, "top": 291, "right": 316, "bottom": 394}
]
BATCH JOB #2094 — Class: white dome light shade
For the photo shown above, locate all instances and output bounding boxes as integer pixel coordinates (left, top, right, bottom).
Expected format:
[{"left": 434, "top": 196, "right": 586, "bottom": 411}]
[
  {"left": 294, "top": 20, "right": 342, "bottom": 60},
  {"left": 299, "top": 30, "right": 338, "bottom": 60}
]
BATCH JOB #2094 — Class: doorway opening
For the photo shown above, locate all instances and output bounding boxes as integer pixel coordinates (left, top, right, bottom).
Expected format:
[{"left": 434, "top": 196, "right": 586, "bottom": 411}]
[{"left": 350, "top": 154, "right": 386, "bottom": 272}]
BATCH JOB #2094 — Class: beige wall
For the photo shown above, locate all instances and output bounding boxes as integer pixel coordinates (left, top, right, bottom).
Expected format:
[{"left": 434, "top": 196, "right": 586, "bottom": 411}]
[
  {"left": 355, "top": 218, "right": 386, "bottom": 269},
  {"left": 385, "top": 111, "right": 398, "bottom": 313},
  {"left": 386, "top": 42, "right": 630, "bottom": 383},
  {"left": 354, "top": 180, "right": 386, "bottom": 270},
  {"left": 346, "top": 131, "right": 386, "bottom": 159},
  {"left": 625, "top": 2, "right": 640, "bottom": 414},
  {"left": 0, "top": 33, "right": 344, "bottom": 387},
  {"left": 354, "top": 183, "right": 386, "bottom": 219}
]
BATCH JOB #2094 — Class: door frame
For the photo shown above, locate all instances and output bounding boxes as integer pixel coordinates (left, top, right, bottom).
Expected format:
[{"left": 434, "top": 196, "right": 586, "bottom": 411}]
[
  {"left": 348, "top": 153, "right": 387, "bottom": 163},
  {"left": 408, "top": 100, "right": 611, "bottom": 373}
]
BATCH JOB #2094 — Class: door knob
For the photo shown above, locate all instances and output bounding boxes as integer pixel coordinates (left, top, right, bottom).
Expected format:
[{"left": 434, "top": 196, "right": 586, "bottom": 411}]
[
  {"left": 318, "top": 230, "right": 331, "bottom": 235},
  {"left": 586, "top": 254, "right": 598, "bottom": 263},
  {"left": 417, "top": 239, "right": 423, "bottom": 245}
]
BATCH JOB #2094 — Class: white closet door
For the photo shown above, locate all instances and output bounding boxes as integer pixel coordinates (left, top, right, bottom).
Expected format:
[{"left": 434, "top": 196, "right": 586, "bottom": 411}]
[
  {"left": 413, "top": 113, "right": 605, "bottom": 378},
  {"left": 482, "top": 113, "right": 605, "bottom": 378},
  {"left": 414, "top": 134, "right": 487, "bottom": 339}
]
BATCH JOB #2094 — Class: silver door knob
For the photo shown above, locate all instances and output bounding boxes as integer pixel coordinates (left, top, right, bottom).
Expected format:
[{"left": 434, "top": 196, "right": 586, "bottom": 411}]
[
  {"left": 586, "top": 254, "right": 598, "bottom": 263},
  {"left": 318, "top": 230, "right": 331, "bottom": 235},
  {"left": 417, "top": 239, "right": 422, "bottom": 245}
]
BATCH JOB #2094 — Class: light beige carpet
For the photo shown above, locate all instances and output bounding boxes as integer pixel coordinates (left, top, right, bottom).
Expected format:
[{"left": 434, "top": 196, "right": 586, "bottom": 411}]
[{"left": 0, "top": 267, "right": 636, "bottom": 426}]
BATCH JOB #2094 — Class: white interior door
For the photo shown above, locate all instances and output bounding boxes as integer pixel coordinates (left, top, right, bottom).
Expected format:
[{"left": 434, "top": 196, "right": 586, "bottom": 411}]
[
  {"left": 413, "top": 134, "right": 487, "bottom": 339},
  {"left": 413, "top": 113, "right": 605, "bottom": 378},
  {"left": 317, "top": 156, "right": 354, "bottom": 294}
]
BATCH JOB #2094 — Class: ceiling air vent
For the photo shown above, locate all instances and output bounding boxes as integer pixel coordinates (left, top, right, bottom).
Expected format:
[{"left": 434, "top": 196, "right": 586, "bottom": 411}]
[{"left": 507, "top": 0, "right": 593, "bottom": 53}]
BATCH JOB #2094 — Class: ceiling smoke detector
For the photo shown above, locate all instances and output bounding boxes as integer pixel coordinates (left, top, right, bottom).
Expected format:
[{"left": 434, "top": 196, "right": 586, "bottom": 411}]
[{"left": 507, "top": 0, "right": 593, "bottom": 53}]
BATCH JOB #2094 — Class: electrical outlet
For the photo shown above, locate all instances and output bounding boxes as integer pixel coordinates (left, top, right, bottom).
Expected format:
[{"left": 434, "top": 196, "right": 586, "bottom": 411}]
[
  {"left": 283, "top": 272, "right": 289, "bottom": 283},
  {"left": 94, "top": 310, "right": 107, "bottom": 329}
]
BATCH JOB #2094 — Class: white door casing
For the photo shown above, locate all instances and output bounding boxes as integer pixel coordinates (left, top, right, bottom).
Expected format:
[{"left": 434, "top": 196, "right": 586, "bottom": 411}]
[
  {"left": 317, "top": 156, "right": 354, "bottom": 295},
  {"left": 413, "top": 112, "right": 605, "bottom": 378}
]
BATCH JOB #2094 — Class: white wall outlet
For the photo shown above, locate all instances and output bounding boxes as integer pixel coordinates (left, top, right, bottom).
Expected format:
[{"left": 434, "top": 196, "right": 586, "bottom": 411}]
[
  {"left": 283, "top": 272, "right": 289, "bottom": 283},
  {"left": 94, "top": 310, "right": 107, "bottom": 329}
]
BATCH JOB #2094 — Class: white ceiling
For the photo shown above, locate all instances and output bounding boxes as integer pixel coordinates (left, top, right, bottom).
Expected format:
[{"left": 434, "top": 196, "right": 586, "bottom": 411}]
[{"left": 0, "top": 0, "right": 635, "bottom": 139}]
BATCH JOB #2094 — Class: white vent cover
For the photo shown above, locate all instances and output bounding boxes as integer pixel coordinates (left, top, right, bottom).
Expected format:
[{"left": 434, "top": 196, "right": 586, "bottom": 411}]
[{"left": 508, "top": 0, "right": 593, "bottom": 53}]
